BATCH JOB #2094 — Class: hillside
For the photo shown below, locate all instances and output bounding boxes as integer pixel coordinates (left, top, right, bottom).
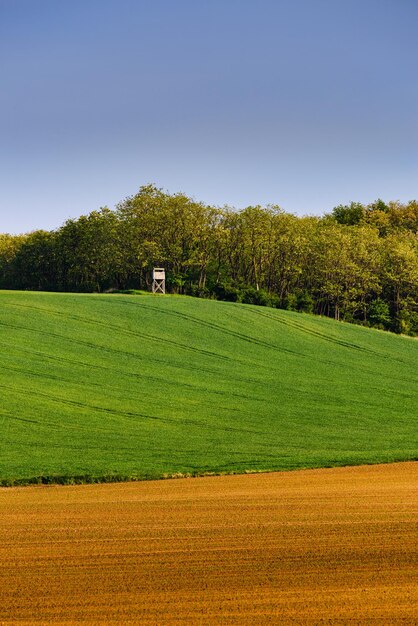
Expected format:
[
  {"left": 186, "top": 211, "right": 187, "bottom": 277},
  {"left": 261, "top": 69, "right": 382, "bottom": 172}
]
[{"left": 0, "top": 291, "right": 416, "bottom": 485}]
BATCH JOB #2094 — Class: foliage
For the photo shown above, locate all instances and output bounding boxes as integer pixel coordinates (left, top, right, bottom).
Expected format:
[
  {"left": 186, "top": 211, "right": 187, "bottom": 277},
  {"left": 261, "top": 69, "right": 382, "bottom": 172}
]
[
  {"left": 331, "top": 202, "right": 365, "bottom": 225},
  {"left": 368, "top": 298, "right": 391, "bottom": 329},
  {"left": 0, "top": 185, "right": 417, "bottom": 334}
]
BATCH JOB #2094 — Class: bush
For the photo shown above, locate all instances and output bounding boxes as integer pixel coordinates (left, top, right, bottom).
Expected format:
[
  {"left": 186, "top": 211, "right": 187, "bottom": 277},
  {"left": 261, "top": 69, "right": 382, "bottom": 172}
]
[
  {"left": 241, "top": 287, "right": 271, "bottom": 307},
  {"left": 284, "top": 293, "right": 298, "bottom": 311},
  {"left": 188, "top": 285, "right": 212, "bottom": 299},
  {"left": 283, "top": 290, "right": 314, "bottom": 313},
  {"left": 394, "top": 309, "right": 418, "bottom": 336},
  {"left": 296, "top": 290, "right": 314, "bottom": 313},
  {"left": 368, "top": 299, "right": 392, "bottom": 329},
  {"left": 213, "top": 282, "right": 240, "bottom": 302}
]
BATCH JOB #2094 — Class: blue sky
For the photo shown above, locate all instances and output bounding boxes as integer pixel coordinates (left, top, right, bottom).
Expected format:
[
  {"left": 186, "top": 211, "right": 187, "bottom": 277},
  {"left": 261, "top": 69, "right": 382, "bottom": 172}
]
[{"left": 1, "top": 0, "right": 417, "bottom": 233}]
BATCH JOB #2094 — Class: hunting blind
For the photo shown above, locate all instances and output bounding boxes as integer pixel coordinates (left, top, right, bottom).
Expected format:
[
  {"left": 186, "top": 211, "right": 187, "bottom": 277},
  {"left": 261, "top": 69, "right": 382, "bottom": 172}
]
[{"left": 152, "top": 268, "right": 165, "bottom": 294}]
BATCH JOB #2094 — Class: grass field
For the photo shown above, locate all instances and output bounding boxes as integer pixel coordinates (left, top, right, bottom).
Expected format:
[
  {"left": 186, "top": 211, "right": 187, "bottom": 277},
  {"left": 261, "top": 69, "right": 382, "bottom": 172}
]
[{"left": 0, "top": 290, "right": 417, "bottom": 484}]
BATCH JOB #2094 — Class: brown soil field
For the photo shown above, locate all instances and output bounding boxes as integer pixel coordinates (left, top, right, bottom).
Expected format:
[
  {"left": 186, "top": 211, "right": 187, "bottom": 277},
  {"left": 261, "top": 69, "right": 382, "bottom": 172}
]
[{"left": 0, "top": 463, "right": 416, "bottom": 625}]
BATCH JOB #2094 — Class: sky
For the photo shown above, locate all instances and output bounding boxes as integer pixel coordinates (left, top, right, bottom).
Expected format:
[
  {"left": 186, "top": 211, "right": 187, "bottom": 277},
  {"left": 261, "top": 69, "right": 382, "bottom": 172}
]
[{"left": 1, "top": 0, "right": 417, "bottom": 234}]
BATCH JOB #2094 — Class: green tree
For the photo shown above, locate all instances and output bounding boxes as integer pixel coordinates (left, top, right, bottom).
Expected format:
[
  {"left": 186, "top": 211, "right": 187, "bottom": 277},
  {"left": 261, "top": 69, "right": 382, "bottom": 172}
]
[
  {"left": 11, "top": 230, "right": 57, "bottom": 290},
  {"left": 331, "top": 202, "right": 365, "bottom": 226},
  {"left": 0, "top": 233, "right": 26, "bottom": 288},
  {"left": 381, "top": 233, "right": 418, "bottom": 333},
  {"left": 56, "top": 208, "right": 121, "bottom": 291}
]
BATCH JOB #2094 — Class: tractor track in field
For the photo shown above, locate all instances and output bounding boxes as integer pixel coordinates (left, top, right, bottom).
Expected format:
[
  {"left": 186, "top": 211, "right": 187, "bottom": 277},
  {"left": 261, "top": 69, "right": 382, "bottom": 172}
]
[{"left": 0, "top": 462, "right": 416, "bottom": 625}]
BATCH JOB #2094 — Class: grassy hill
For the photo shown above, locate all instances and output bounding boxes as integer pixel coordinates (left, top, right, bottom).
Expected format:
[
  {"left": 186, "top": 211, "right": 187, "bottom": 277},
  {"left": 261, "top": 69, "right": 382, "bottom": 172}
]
[{"left": 0, "top": 290, "right": 416, "bottom": 485}]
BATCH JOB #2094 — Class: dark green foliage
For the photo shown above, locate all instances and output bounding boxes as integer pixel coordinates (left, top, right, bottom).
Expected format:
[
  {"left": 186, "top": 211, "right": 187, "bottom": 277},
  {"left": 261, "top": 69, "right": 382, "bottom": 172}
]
[
  {"left": 394, "top": 309, "right": 418, "bottom": 336},
  {"left": 284, "top": 293, "right": 298, "bottom": 311},
  {"left": 241, "top": 287, "right": 271, "bottom": 307},
  {"left": 331, "top": 202, "right": 365, "bottom": 225},
  {"left": 368, "top": 198, "right": 390, "bottom": 213},
  {"left": 368, "top": 298, "right": 391, "bottom": 329},
  {"left": 284, "top": 290, "right": 314, "bottom": 313},
  {"left": 214, "top": 282, "right": 241, "bottom": 302},
  {"left": 296, "top": 290, "right": 314, "bottom": 313}
]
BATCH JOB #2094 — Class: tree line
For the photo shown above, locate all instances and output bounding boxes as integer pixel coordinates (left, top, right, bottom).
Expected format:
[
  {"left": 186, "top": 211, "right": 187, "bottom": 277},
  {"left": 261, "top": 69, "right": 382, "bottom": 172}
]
[{"left": 1, "top": 184, "right": 417, "bottom": 335}]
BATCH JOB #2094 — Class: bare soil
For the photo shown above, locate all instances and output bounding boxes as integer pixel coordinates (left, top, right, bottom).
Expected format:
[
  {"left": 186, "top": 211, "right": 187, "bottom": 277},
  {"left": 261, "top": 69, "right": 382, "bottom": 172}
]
[{"left": 0, "top": 463, "right": 416, "bottom": 624}]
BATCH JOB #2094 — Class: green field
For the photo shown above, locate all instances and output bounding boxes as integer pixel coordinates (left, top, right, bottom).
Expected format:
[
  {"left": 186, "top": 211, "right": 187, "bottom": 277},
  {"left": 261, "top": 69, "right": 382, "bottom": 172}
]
[{"left": 0, "top": 290, "right": 416, "bottom": 485}]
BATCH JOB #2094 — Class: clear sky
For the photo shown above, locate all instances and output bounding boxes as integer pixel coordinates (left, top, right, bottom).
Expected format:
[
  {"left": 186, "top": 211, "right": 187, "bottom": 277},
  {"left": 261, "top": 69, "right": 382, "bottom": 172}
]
[{"left": 1, "top": 0, "right": 417, "bottom": 233}]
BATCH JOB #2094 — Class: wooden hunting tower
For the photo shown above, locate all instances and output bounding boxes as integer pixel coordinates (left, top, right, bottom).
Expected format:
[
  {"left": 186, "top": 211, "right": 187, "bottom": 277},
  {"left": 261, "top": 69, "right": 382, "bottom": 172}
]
[{"left": 152, "top": 268, "right": 165, "bottom": 294}]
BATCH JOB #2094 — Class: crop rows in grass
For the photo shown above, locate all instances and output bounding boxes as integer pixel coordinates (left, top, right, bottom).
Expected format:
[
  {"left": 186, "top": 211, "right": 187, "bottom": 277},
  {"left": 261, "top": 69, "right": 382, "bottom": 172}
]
[{"left": 0, "top": 290, "right": 417, "bottom": 484}]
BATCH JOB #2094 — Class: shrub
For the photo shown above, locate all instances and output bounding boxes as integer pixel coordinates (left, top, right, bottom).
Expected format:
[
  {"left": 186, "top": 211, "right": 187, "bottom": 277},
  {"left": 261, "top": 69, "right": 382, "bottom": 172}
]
[
  {"left": 241, "top": 287, "right": 271, "bottom": 307},
  {"left": 214, "top": 282, "right": 241, "bottom": 302},
  {"left": 369, "top": 298, "right": 392, "bottom": 329}
]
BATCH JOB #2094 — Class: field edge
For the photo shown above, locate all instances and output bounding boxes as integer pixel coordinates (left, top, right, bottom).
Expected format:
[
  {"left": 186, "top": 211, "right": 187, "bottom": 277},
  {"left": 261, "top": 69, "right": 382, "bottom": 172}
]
[{"left": 2, "top": 456, "right": 417, "bottom": 488}]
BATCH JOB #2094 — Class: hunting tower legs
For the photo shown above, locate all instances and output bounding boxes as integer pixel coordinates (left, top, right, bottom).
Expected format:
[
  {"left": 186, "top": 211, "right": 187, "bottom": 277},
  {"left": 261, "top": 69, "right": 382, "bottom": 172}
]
[{"left": 152, "top": 268, "right": 166, "bottom": 294}]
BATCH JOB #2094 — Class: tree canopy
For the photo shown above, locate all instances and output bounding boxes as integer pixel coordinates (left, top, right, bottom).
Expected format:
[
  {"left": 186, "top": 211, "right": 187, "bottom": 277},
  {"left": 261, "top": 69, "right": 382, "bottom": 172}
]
[{"left": 1, "top": 185, "right": 417, "bottom": 335}]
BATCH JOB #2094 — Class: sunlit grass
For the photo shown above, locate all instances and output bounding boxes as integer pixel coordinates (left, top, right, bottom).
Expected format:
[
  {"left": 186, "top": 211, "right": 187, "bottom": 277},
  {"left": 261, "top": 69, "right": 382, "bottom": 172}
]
[{"left": 0, "top": 290, "right": 416, "bottom": 485}]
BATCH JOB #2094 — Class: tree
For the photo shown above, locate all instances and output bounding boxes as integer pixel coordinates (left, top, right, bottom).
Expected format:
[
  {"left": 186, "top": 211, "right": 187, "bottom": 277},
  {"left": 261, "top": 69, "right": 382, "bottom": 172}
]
[
  {"left": 331, "top": 202, "right": 365, "bottom": 226},
  {"left": 381, "top": 233, "right": 418, "bottom": 333},
  {"left": 11, "top": 230, "right": 57, "bottom": 290},
  {"left": 1, "top": 184, "right": 417, "bottom": 335},
  {"left": 56, "top": 208, "right": 121, "bottom": 291},
  {"left": 0, "top": 233, "right": 26, "bottom": 288}
]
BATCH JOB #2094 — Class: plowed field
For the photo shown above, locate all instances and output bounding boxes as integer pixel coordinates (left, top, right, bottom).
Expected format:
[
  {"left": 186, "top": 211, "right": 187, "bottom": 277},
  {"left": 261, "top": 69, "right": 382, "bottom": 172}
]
[{"left": 0, "top": 463, "right": 416, "bottom": 624}]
